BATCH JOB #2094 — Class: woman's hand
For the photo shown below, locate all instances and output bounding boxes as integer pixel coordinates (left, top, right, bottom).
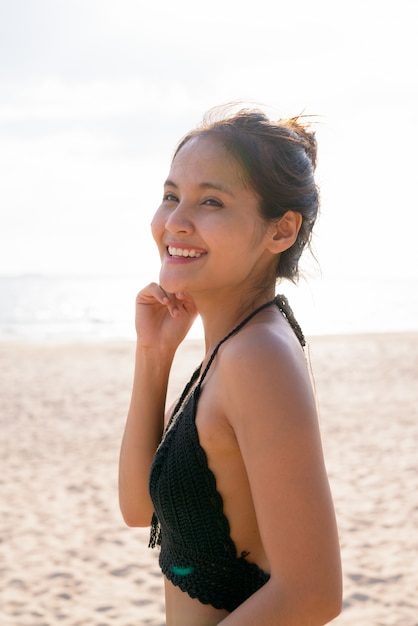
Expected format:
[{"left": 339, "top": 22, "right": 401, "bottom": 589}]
[{"left": 135, "top": 283, "right": 198, "bottom": 352}]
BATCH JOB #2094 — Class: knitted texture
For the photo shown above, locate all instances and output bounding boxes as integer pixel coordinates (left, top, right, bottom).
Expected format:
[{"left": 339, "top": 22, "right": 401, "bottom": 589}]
[{"left": 148, "top": 296, "right": 305, "bottom": 611}]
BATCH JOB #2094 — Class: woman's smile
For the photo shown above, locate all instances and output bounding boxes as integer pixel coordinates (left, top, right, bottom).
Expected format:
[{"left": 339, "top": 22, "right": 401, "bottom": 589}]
[{"left": 166, "top": 245, "right": 208, "bottom": 260}]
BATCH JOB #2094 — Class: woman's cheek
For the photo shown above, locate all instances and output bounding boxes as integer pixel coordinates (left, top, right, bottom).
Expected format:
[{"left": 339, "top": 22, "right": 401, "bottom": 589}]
[{"left": 150, "top": 210, "right": 164, "bottom": 245}]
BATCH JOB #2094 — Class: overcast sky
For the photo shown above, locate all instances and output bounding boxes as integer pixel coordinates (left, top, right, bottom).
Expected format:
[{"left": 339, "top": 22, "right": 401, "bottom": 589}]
[{"left": 1, "top": 0, "right": 417, "bottom": 282}]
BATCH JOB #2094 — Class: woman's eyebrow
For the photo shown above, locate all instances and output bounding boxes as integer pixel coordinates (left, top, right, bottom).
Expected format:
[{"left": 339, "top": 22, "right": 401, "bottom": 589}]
[
  {"left": 198, "top": 182, "right": 234, "bottom": 196},
  {"left": 164, "top": 178, "right": 178, "bottom": 188},
  {"left": 164, "top": 179, "right": 235, "bottom": 197}
]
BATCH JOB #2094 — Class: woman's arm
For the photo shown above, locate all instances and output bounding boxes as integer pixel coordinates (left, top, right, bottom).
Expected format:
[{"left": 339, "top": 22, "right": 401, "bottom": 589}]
[
  {"left": 118, "top": 285, "right": 197, "bottom": 527},
  {"left": 219, "top": 328, "right": 342, "bottom": 625},
  {"left": 119, "top": 344, "right": 174, "bottom": 527}
]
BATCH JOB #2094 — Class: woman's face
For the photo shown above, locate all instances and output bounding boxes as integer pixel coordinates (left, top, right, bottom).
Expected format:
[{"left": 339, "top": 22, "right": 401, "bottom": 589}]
[{"left": 151, "top": 135, "right": 276, "bottom": 299}]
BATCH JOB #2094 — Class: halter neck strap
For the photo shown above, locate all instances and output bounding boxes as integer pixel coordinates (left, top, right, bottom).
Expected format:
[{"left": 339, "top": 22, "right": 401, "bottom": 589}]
[{"left": 198, "top": 295, "right": 304, "bottom": 387}]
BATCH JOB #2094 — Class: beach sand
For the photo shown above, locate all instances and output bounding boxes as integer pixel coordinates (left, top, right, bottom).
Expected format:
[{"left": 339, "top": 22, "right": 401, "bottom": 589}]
[{"left": 0, "top": 333, "right": 417, "bottom": 625}]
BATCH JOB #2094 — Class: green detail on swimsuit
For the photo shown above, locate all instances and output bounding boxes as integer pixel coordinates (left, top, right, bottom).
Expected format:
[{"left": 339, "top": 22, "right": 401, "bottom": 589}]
[{"left": 170, "top": 565, "right": 194, "bottom": 576}]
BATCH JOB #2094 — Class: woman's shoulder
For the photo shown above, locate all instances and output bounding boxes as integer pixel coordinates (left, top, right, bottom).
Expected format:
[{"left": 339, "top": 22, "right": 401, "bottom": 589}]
[
  {"left": 217, "top": 315, "right": 315, "bottom": 429},
  {"left": 221, "top": 312, "right": 306, "bottom": 374}
]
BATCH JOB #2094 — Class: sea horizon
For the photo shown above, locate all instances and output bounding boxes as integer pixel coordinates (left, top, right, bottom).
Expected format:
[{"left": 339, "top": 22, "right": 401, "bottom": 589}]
[{"left": 1, "top": 273, "right": 417, "bottom": 342}]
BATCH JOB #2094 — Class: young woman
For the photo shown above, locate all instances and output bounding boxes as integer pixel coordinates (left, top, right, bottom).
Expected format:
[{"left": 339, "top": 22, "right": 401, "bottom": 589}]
[{"left": 119, "top": 107, "right": 342, "bottom": 625}]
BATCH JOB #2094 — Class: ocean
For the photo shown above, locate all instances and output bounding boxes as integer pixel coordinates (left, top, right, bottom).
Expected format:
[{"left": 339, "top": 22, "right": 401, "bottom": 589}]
[{"left": 0, "top": 274, "right": 417, "bottom": 342}]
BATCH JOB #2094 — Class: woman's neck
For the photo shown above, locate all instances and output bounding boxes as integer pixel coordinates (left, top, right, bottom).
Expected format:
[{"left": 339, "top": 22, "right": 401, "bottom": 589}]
[{"left": 193, "top": 289, "right": 275, "bottom": 356}]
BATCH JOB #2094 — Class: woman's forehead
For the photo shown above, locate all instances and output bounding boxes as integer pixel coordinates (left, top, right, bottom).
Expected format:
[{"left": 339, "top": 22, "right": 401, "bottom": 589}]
[{"left": 170, "top": 135, "right": 244, "bottom": 184}]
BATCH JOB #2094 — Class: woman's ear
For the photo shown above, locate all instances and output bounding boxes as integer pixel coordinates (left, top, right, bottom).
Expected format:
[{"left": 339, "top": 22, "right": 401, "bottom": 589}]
[{"left": 266, "top": 211, "right": 302, "bottom": 253}]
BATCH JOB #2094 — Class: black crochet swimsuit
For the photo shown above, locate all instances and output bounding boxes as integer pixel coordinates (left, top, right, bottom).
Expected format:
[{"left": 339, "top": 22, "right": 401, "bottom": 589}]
[{"left": 149, "top": 295, "right": 305, "bottom": 612}]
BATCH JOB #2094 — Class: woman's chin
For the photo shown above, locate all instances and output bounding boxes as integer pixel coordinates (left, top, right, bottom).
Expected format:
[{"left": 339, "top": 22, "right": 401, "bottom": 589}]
[{"left": 158, "top": 272, "right": 186, "bottom": 295}]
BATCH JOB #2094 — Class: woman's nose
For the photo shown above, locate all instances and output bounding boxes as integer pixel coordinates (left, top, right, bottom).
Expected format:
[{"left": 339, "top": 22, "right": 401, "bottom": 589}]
[{"left": 165, "top": 201, "right": 194, "bottom": 234}]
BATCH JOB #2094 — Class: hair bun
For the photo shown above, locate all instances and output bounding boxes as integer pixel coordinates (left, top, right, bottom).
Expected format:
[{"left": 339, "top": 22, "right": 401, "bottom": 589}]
[{"left": 285, "top": 116, "right": 318, "bottom": 170}]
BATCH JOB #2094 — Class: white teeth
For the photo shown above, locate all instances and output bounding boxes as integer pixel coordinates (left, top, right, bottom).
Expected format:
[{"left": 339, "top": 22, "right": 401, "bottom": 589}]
[{"left": 168, "top": 246, "right": 202, "bottom": 258}]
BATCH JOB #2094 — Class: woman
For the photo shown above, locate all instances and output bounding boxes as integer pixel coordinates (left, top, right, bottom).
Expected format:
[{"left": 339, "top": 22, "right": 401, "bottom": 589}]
[{"left": 119, "top": 107, "right": 342, "bottom": 625}]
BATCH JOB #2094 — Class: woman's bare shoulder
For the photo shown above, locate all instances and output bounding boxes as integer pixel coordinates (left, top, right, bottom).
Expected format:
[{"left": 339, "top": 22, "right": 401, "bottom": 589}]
[
  {"left": 218, "top": 317, "right": 316, "bottom": 431},
  {"left": 220, "top": 316, "right": 308, "bottom": 381}
]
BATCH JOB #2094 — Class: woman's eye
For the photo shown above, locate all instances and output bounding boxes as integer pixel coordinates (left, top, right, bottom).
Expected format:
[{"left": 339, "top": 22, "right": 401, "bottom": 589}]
[
  {"left": 202, "top": 198, "right": 223, "bottom": 208},
  {"left": 163, "top": 193, "right": 178, "bottom": 202}
]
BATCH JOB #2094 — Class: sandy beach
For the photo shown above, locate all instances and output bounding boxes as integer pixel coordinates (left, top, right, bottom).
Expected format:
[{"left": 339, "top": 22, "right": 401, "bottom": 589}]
[{"left": 1, "top": 333, "right": 417, "bottom": 625}]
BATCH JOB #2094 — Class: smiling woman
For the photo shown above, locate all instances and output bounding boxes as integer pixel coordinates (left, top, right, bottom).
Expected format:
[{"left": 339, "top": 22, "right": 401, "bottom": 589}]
[{"left": 119, "top": 106, "right": 342, "bottom": 625}]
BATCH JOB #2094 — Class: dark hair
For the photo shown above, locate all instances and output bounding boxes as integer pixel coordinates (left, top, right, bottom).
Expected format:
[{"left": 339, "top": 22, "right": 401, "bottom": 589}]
[{"left": 174, "top": 107, "right": 319, "bottom": 282}]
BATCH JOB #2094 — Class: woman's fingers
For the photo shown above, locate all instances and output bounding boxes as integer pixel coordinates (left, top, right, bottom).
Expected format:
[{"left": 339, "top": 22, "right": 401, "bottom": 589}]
[{"left": 137, "top": 285, "right": 196, "bottom": 318}]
